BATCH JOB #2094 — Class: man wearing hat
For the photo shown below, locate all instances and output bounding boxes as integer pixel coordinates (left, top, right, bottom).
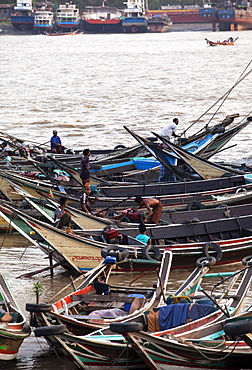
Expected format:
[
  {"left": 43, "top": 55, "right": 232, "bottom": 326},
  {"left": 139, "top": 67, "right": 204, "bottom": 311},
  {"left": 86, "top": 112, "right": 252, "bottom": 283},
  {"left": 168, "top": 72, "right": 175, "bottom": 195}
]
[{"left": 50, "top": 130, "right": 64, "bottom": 153}]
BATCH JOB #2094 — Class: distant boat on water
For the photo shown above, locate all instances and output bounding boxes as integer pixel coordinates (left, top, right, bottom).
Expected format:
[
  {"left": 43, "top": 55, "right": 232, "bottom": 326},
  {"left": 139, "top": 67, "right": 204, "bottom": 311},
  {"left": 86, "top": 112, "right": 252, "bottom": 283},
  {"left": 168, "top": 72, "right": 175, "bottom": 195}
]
[
  {"left": 55, "top": 1, "right": 80, "bottom": 32},
  {"left": 34, "top": 6, "right": 54, "bottom": 34},
  {"left": 121, "top": 0, "right": 148, "bottom": 33},
  {"left": 147, "top": 13, "right": 172, "bottom": 32},
  {"left": 81, "top": 5, "right": 123, "bottom": 33}
]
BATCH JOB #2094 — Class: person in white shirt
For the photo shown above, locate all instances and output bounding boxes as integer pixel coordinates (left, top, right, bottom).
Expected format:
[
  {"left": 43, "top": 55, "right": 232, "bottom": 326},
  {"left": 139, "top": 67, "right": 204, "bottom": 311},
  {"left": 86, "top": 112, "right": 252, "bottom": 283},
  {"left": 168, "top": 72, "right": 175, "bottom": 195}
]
[{"left": 160, "top": 118, "right": 179, "bottom": 141}]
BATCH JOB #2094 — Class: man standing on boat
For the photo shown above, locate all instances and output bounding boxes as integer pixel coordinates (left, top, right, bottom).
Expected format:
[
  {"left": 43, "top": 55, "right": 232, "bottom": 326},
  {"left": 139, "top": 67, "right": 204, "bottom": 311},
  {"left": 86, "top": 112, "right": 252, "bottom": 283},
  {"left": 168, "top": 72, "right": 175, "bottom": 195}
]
[
  {"left": 158, "top": 118, "right": 179, "bottom": 182},
  {"left": 160, "top": 118, "right": 179, "bottom": 141},
  {"left": 50, "top": 130, "right": 65, "bottom": 153}
]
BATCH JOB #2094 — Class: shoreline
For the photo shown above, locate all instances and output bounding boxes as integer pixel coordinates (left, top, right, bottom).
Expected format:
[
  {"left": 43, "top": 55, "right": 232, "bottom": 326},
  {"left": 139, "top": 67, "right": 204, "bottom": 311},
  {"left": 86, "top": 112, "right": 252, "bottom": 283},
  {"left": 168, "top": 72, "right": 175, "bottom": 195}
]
[{"left": 0, "top": 21, "right": 213, "bottom": 35}]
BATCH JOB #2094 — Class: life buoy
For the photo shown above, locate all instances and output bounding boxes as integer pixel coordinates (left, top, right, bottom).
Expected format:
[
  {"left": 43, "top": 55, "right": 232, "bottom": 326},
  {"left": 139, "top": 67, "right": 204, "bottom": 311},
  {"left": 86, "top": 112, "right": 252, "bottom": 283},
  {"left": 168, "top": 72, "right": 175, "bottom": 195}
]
[
  {"left": 34, "top": 324, "right": 66, "bottom": 337},
  {"left": 202, "top": 242, "right": 222, "bottom": 262},
  {"left": 236, "top": 187, "right": 247, "bottom": 194},
  {"left": 224, "top": 318, "right": 252, "bottom": 338},
  {"left": 110, "top": 322, "right": 143, "bottom": 333},
  {"left": 114, "top": 145, "right": 126, "bottom": 150},
  {"left": 186, "top": 200, "right": 204, "bottom": 211},
  {"left": 26, "top": 303, "right": 52, "bottom": 313},
  {"left": 103, "top": 225, "right": 118, "bottom": 232},
  {"left": 101, "top": 246, "right": 129, "bottom": 262},
  {"left": 142, "top": 244, "right": 162, "bottom": 261},
  {"left": 242, "top": 255, "right": 252, "bottom": 266},
  {"left": 196, "top": 256, "right": 216, "bottom": 267}
]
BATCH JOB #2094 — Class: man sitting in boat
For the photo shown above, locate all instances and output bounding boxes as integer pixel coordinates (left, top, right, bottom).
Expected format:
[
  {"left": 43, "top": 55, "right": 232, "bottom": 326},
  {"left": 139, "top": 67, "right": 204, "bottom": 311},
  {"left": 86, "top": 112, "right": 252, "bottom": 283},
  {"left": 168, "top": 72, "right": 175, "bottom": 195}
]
[
  {"left": 54, "top": 197, "right": 72, "bottom": 229},
  {"left": 50, "top": 130, "right": 65, "bottom": 153},
  {"left": 136, "top": 223, "right": 152, "bottom": 245}
]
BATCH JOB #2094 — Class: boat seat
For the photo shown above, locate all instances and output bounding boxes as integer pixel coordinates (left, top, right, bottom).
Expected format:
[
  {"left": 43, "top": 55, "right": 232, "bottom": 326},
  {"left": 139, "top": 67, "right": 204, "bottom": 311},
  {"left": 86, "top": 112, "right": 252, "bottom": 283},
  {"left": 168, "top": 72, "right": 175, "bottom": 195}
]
[{"left": 71, "top": 293, "right": 139, "bottom": 304}]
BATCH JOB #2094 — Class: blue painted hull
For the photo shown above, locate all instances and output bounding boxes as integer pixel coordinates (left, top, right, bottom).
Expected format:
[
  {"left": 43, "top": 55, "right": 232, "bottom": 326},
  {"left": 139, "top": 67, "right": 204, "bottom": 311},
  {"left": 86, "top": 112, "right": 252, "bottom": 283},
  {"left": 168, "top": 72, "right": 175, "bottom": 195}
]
[
  {"left": 122, "top": 17, "right": 148, "bottom": 32},
  {"left": 11, "top": 15, "right": 34, "bottom": 30}
]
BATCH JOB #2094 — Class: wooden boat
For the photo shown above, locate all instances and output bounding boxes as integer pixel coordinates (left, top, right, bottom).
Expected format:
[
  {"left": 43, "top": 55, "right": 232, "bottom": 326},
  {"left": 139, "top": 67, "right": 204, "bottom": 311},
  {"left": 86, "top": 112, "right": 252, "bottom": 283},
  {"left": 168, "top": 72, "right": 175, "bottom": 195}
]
[
  {"left": 0, "top": 203, "right": 147, "bottom": 273},
  {"left": 153, "top": 131, "right": 244, "bottom": 180},
  {"left": 3, "top": 201, "right": 252, "bottom": 271},
  {"left": 205, "top": 37, "right": 238, "bottom": 46},
  {"left": 125, "top": 126, "right": 243, "bottom": 181},
  {"left": 95, "top": 173, "right": 252, "bottom": 198},
  {"left": 27, "top": 249, "right": 172, "bottom": 337},
  {"left": 113, "top": 311, "right": 252, "bottom": 369},
  {"left": 160, "top": 202, "right": 252, "bottom": 224},
  {"left": 3, "top": 165, "right": 252, "bottom": 214},
  {"left": 0, "top": 273, "right": 30, "bottom": 360},
  {"left": 32, "top": 256, "right": 251, "bottom": 369},
  {"left": 110, "top": 256, "right": 252, "bottom": 369},
  {"left": 29, "top": 253, "right": 216, "bottom": 369},
  {"left": 45, "top": 30, "right": 81, "bottom": 36},
  {"left": 147, "top": 14, "right": 172, "bottom": 33}
]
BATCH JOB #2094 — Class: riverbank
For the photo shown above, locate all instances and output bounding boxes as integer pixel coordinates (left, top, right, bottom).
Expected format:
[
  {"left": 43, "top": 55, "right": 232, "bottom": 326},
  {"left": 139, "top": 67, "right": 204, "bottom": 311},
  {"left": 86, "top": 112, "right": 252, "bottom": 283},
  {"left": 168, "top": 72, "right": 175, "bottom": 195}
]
[{"left": 0, "top": 20, "right": 213, "bottom": 35}]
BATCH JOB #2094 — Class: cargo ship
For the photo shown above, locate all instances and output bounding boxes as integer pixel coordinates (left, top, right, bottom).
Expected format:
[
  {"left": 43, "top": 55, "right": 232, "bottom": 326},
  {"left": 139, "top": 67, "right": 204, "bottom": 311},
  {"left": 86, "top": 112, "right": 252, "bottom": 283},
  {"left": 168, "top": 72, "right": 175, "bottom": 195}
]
[{"left": 10, "top": 0, "right": 35, "bottom": 31}]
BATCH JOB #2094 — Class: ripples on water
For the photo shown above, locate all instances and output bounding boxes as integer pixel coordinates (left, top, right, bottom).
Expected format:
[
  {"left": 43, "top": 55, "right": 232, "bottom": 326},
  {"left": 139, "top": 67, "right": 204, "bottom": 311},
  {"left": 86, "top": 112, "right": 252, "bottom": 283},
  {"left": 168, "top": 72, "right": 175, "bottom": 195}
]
[
  {"left": 1, "top": 30, "right": 252, "bottom": 162},
  {"left": 1, "top": 30, "right": 252, "bottom": 369}
]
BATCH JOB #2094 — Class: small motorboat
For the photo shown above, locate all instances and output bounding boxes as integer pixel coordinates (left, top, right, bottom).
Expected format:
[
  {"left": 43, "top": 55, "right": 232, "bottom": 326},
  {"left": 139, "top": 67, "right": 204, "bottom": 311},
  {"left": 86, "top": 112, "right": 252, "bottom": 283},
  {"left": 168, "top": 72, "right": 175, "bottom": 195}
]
[{"left": 205, "top": 37, "right": 238, "bottom": 46}]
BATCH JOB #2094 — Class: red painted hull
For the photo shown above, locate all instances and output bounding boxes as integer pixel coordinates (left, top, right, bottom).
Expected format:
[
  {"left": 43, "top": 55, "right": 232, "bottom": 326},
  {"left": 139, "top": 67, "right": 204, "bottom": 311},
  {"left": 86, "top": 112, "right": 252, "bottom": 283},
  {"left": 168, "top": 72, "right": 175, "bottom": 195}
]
[{"left": 147, "top": 9, "right": 204, "bottom": 24}]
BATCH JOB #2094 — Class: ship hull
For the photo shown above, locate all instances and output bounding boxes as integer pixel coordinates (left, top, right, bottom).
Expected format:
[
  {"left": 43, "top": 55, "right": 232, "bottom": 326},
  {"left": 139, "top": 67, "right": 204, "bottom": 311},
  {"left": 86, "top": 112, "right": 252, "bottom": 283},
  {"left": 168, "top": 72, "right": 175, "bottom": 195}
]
[{"left": 81, "top": 19, "right": 123, "bottom": 33}]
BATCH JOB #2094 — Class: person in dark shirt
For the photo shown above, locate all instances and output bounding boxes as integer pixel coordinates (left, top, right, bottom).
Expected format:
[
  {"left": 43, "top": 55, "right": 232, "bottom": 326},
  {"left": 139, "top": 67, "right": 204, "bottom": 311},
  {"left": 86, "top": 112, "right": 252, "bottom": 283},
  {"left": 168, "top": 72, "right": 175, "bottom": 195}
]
[
  {"left": 51, "top": 130, "right": 65, "bottom": 153},
  {"left": 80, "top": 148, "right": 91, "bottom": 186}
]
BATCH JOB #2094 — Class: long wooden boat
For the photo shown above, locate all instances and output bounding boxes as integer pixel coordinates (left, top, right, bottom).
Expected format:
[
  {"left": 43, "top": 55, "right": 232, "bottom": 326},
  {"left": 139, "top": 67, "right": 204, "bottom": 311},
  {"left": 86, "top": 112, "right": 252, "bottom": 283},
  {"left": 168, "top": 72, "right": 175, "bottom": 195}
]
[
  {"left": 160, "top": 202, "right": 252, "bottom": 224},
  {"left": 110, "top": 256, "right": 252, "bottom": 369},
  {"left": 153, "top": 131, "right": 243, "bottom": 180},
  {"left": 3, "top": 202, "right": 252, "bottom": 271},
  {"left": 28, "top": 253, "right": 215, "bottom": 369},
  {"left": 96, "top": 173, "right": 251, "bottom": 198},
  {"left": 124, "top": 125, "right": 242, "bottom": 181},
  {"left": 205, "top": 37, "right": 238, "bottom": 46},
  {"left": 32, "top": 256, "right": 252, "bottom": 369},
  {"left": 27, "top": 249, "right": 172, "bottom": 336},
  {"left": 3, "top": 166, "right": 252, "bottom": 213},
  {"left": 0, "top": 203, "right": 147, "bottom": 272},
  {"left": 0, "top": 273, "right": 30, "bottom": 360}
]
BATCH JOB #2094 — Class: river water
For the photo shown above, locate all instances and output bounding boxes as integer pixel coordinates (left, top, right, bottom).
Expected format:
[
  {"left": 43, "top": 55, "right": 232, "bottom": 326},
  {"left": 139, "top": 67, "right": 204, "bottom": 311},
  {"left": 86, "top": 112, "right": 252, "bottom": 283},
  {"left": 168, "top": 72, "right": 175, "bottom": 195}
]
[{"left": 1, "top": 28, "right": 252, "bottom": 369}]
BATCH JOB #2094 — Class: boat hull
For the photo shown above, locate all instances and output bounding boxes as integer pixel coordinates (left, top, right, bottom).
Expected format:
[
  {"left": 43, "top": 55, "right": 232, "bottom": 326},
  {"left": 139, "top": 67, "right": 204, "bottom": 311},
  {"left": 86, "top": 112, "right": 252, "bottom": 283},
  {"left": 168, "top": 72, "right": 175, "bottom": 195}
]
[
  {"left": 10, "top": 15, "right": 34, "bottom": 30},
  {"left": 122, "top": 17, "right": 148, "bottom": 32},
  {"left": 81, "top": 19, "right": 123, "bottom": 33}
]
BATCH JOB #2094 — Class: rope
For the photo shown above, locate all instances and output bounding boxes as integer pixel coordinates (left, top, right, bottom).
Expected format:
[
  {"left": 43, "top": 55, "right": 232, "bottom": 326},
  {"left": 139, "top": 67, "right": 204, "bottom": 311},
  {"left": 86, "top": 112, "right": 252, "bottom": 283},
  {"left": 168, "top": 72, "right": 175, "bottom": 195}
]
[
  {"left": 181, "top": 60, "right": 252, "bottom": 136},
  {"left": 185, "top": 337, "right": 240, "bottom": 362},
  {"left": 107, "top": 342, "right": 129, "bottom": 370},
  {"left": 165, "top": 333, "right": 240, "bottom": 363}
]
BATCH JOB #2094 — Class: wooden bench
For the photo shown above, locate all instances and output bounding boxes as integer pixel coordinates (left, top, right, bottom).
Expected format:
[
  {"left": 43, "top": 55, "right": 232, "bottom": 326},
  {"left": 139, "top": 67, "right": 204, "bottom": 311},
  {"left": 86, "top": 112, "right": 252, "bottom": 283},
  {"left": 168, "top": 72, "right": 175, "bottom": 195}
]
[{"left": 71, "top": 293, "right": 138, "bottom": 304}]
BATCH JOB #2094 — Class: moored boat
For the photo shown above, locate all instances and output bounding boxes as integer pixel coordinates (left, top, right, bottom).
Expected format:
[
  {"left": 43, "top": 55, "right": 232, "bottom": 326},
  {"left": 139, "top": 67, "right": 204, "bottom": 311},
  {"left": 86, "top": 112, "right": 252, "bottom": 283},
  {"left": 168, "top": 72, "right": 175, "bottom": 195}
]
[
  {"left": 81, "top": 5, "right": 123, "bottom": 33},
  {"left": 147, "top": 14, "right": 172, "bottom": 32},
  {"left": 55, "top": 1, "right": 80, "bottom": 32},
  {"left": 34, "top": 5, "right": 54, "bottom": 34},
  {"left": 0, "top": 273, "right": 30, "bottom": 360},
  {"left": 10, "top": 0, "right": 35, "bottom": 31},
  {"left": 26, "top": 249, "right": 172, "bottom": 338},
  {"left": 121, "top": 0, "right": 148, "bottom": 33},
  {"left": 110, "top": 256, "right": 252, "bottom": 369}
]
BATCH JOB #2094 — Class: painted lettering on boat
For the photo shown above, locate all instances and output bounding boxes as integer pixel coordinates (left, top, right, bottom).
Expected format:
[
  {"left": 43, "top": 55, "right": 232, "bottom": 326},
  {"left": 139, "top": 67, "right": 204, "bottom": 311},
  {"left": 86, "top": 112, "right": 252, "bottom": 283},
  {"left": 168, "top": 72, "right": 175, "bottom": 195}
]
[{"left": 72, "top": 256, "right": 103, "bottom": 261}]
